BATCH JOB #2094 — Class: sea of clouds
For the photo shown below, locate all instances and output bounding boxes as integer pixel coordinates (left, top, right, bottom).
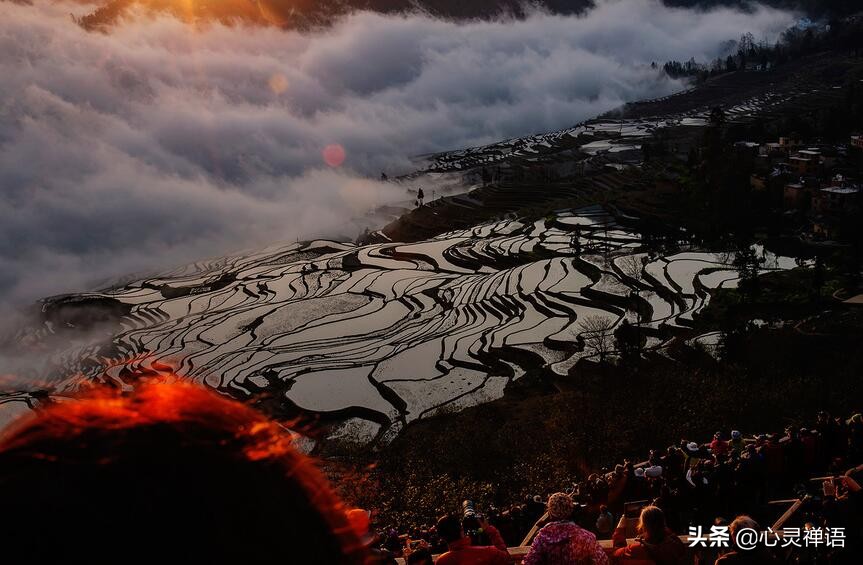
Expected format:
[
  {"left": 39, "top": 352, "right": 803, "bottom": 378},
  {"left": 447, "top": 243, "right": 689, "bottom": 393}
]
[{"left": 0, "top": 0, "right": 796, "bottom": 310}]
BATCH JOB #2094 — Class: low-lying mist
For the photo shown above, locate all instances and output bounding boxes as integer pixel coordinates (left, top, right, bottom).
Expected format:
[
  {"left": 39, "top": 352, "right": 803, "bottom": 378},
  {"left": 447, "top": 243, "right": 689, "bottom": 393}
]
[{"left": 0, "top": 0, "right": 796, "bottom": 314}]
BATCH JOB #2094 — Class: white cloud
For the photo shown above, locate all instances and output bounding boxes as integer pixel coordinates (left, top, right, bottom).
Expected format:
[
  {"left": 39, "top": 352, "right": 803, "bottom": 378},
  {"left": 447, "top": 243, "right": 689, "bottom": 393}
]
[{"left": 0, "top": 0, "right": 795, "bottom": 308}]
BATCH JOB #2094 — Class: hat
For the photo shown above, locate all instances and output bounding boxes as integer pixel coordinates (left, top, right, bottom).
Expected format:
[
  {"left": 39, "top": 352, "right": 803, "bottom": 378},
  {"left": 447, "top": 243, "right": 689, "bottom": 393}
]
[
  {"left": 686, "top": 442, "right": 700, "bottom": 453},
  {"left": 547, "top": 492, "right": 574, "bottom": 521},
  {"left": 731, "top": 430, "right": 741, "bottom": 439},
  {"left": 645, "top": 465, "right": 663, "bottom": 478},
  {"left": 634, "top": 468, "right": 645, "bottom": 478}
]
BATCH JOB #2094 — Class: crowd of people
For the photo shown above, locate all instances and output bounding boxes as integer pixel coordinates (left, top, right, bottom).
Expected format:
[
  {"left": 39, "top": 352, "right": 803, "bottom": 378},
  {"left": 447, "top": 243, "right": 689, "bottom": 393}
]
[
  {"left": 0, "top": 381, "right": 858, "bottom": 564},
  {"left": 373, "top": 411, "right": 863, "bottom": 564}
]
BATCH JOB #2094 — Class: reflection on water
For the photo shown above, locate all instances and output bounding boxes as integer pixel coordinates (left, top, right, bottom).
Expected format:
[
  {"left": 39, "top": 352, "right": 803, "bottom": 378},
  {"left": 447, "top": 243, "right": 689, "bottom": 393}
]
[{"left": 4, "top": 206, "right": 798, "bottom": 443}]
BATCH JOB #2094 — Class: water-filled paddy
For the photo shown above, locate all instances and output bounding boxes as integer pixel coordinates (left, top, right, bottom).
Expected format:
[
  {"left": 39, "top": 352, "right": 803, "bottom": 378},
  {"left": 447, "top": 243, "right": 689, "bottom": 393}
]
[{"left": 4, "top": 208, "right": 797, "bottom": 443}]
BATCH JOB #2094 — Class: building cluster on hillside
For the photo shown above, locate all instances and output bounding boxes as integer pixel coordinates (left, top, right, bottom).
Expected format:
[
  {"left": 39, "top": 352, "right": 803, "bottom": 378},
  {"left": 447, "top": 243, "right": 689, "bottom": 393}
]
[{"left": 745, "top": 135, "right": 862, "bottom": 242}]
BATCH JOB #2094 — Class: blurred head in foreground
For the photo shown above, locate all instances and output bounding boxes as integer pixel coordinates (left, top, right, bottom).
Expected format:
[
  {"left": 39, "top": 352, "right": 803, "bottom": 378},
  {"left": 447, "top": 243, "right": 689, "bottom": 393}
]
[{"left": 0, "top": 382, "right": 366, "bottom": 564}]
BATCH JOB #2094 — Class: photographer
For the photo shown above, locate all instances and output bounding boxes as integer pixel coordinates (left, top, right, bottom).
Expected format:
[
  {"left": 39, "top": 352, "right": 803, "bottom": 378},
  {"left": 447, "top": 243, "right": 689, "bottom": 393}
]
[
  {"left": 462, "top": 500, "right": 507, "bottom": 551},
  {"left": 612, "top": 505, "right": 686, "bottom": 565},
  {"left": 434, "top": 514, "right": 511, "bottom": 565}
]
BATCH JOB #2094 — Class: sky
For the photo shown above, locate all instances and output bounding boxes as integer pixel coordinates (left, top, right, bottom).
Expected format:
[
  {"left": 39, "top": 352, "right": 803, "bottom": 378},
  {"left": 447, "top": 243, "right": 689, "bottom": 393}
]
[{"left": 0, "top": 0, "right": 797, "bottom": 311}]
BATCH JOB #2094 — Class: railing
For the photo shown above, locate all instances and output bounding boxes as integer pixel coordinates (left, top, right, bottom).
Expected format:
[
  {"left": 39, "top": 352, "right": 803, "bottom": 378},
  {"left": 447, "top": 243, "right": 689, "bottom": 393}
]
[
  {"left": 769, "top": 498, "right": 804, "bottom": 532},
  {"left": 395, "top": 536, "right": 688, "bottom": 564}
]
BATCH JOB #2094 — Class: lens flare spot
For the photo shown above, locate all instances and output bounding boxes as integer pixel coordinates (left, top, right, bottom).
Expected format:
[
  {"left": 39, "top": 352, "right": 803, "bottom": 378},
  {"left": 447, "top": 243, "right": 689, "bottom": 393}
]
[
  {"left": 322, "top": 144, "right": 346, "bottom": 167},
  {"left": 268, "top": 73, "right": 289, "bottom": 94}
]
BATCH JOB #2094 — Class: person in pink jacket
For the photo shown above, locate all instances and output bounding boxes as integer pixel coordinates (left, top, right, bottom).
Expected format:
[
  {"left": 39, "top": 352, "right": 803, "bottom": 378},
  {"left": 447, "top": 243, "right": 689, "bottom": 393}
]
[{"left": 523, "top": 492, "right": 609, "bottom": 565}]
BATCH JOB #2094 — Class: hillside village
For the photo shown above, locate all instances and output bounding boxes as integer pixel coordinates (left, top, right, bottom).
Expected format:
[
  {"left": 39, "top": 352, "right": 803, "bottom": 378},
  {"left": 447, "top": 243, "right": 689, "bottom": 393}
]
[{"left": 746, "top": 134, "right": 861, "bottom": 242}]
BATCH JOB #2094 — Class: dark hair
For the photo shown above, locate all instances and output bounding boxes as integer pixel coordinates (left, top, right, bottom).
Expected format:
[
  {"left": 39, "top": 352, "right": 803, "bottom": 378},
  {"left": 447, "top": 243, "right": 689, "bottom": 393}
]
[
  {"left": 0, "top": 382, "right": 366, "bottom": 564},
  {"left": 406, "top": 548, "right": 434, "bottom": 564},
  {"left": 436, "top": 514, "right": 463, "bottom": 543},
  {"left": 637, "top": 505, "right": 667, "bottom": 543},
  {"left": 729, "top": 515, "right": 760, "bottom": 547},
  {"left": 463, "top": 514, "right": 492, "bottom": 546}
]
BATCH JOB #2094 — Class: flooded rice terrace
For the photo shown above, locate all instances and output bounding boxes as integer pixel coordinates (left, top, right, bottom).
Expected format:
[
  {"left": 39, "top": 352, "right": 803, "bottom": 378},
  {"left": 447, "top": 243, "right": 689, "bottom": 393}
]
[
  {"left": 1, "top": 50, "right": 853, "bottom": 439},
  {"left": 3, "top": 76, "right": 832, "bottom": 441},
  {"left": 418, "top": 76, "right": 845, "bottom": 174},
  {"left": 2, "top": 207, "right": 797, "bottom": 444}
]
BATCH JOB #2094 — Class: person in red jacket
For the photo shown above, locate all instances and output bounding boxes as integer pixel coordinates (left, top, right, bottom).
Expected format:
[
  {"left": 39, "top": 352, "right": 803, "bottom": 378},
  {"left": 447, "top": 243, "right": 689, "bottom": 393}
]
[
  {"left": 710, "top": 432, "right": 730, "bottom": 459},
  {"left": 435, "top": 514, "right": 512, "bottom": 565},
  {"left": 463, "top": 513, "right": 508, "bottom": 551},
  {"left": 612, "top": 505, "right": 687, "bottom": 565}
]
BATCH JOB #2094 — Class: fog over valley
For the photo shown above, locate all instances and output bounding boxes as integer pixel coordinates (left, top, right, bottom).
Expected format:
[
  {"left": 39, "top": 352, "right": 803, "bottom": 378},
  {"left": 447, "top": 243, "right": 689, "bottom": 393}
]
[{"left": 0, "top": 0, "right": 796, "bottom": 309}]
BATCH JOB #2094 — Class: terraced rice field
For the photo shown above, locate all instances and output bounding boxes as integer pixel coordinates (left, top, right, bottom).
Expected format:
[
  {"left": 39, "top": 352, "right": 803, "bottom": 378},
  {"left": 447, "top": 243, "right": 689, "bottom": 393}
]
[
  {"left": 416, "top": 56, "right": 863, "bottom": 175},
  {"left": 2, "top": 207, "right": 795, "bottom": 443}
]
